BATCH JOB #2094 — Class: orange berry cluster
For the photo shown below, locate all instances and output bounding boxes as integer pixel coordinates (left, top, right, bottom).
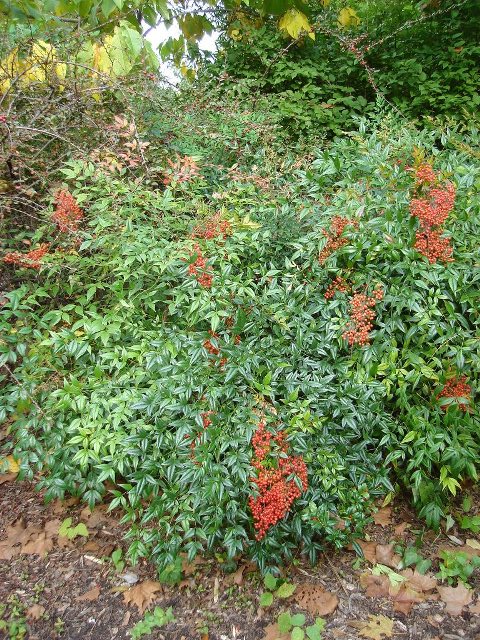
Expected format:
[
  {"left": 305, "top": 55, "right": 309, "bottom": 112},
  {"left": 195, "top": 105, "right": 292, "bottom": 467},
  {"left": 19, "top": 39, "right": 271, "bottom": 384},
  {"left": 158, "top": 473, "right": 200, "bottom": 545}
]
[
  {"left": 192, "top": 213, "right": 231, "bottom": 240},
  {"left": 325, "top": 276, "right": 349, "bottom": 300},
  {"left": 203, "top": 332, "right": 228, "bottom": 368},
  {"left": 3, "top": 243, "right": 50, "bottom": 269},
  {"left": 409, "top": 166, "right": 455, "bottom": 264},
  {"left": 437, "top": 376, "right": 472, "bottom": 412},
  {"left": 342, "top": 286, "right": 383, "bottom": 346},
  {"left": 415, "top": 163, "right": 437, "bottom": 185},
  {"left": 249, "top": 421, "right": 308, "bottom": 540},
  {"left": 414, "top": 229, "right": 453, "bottom": 264},
  {"left": 52, "top": 190, "right": 84, "bottom": 233},
  {"left": 188, "top": 243, "right": 213, "bottom": 288},
  {"left": 319, "top": 216, "right": 357, "bottom": 265}
]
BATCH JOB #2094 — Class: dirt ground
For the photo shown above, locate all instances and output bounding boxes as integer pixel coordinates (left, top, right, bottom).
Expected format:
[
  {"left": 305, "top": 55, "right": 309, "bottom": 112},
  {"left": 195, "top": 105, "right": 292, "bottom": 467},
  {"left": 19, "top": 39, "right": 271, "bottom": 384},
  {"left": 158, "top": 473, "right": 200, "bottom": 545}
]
[{"left": 1, "top": 476, "right": 480, "bottom": 640}]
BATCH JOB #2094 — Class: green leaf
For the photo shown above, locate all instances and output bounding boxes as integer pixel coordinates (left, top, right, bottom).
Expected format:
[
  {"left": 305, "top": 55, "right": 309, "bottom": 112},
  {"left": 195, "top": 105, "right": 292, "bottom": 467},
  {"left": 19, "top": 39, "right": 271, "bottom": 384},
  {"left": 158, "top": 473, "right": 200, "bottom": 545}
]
[
  {"left": 58, "top": 518, "right": 72, "bottom": 538},
  {"left": 264, "top": 573, "right": 278, "bottom": 590},
  {"left": 259, "top": 592, "right": 274, "bottom": 607},
  {"left": 275, "top": 582, "right": 296, "bottom": 599},
  {"left": 290, "top": 614, "right": 306, "bottom": 627},
  {"left": 70, "top": 523, "right": 89, "bottom": 538},
  {"left": 291, "top": 627, "right": 305, "bottom": 640},
  {"left": 277, "top": 612, "right": 292, "bottom": 634}
]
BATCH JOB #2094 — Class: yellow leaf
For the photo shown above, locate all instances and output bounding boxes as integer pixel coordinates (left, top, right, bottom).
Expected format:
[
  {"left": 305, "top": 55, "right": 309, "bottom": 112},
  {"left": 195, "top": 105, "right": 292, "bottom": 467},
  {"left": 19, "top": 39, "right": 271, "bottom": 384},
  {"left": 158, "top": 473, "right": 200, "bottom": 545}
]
[
  {"left": 358, "top": 614, "right": 393, "bottom": 640},
  {"left": 0, "top": 48, "right": 22, "bottom": 94},
  {"left": 2, "top": 455, "right": 20, "bottom": 474},
  {"left": 321, "top": 0, "right": 331, "bottom": 5},
  {"left": 338, "top": 7, "right": 361, "bottom": 29},
  {"left": 279, "top": 9, "right": 315, "bottom": 41}
]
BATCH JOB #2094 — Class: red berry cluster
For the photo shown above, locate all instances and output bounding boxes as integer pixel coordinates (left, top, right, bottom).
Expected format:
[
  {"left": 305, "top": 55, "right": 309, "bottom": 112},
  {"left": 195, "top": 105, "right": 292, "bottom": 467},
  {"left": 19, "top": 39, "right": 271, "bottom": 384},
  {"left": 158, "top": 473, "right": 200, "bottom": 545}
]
[
  {"left": 324, "top": 276, "right": 349, "bottom": 300},
  {"left": 52, "top": 190, "right": 84, "bottom": 233},
  {"left": 409, "top": 167, "right": 455, "bottom": 264},
  {"left": 437, "top": 376, "right": 472, "bottom": 412},
  {"left": 249, "top": 421, "right": 308, "bottom": 540},
  {"left": 192, "top": 213, "right": 231, "bottom": 240},
  {"left": 319, "top": 217, "right": 357, "bottom": 265},
  {"left": 188, "top": 243, "right": 213, "bottom": 288},
  {"left": 415, "top": 163, "right": 437, "bottom": 186},
  {"left": 342, "top": 285, "right": 383, "bottom": 346},
  {"left": 3, "top": 243, "right": 50, "bottom": 269},
  {"left": 414, "top": 229, "right": 453, "bottom": 264},
  {"left": 204, "top": 331, "right": 220, "bottom": 356}
]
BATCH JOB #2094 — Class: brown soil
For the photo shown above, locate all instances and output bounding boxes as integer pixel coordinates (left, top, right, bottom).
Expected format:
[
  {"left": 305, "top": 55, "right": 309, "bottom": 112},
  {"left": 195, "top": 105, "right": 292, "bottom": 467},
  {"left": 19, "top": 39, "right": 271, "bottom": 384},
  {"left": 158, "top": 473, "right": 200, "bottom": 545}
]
[{"left": 1, "top": 478, "right": 480, "bottom": 640}]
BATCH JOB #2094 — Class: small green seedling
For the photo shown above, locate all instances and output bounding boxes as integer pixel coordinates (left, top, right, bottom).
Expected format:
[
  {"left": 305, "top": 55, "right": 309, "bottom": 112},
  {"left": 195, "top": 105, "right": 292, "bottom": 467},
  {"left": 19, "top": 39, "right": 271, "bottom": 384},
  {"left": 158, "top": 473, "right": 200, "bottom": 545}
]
[
  {"left": 437, "top": 550, "right": 480, "bottom": 586},
  {"left": 259, "top": 573, "right": 296, "bottom": 607},
  {"left": 58, "top": 518, "right": 88, "bottom": 540},
  {"left": 400, "top": 546, "right": 432, "bottom": 574},
  {"left": 111, "top": 548, "right": 125, "bottom": 573},
  {"left": 278, "top": 611, "right": 326, "bottom": 640},
  {"left": 130, "top": 607, "right": 175, "bottom": 639}
]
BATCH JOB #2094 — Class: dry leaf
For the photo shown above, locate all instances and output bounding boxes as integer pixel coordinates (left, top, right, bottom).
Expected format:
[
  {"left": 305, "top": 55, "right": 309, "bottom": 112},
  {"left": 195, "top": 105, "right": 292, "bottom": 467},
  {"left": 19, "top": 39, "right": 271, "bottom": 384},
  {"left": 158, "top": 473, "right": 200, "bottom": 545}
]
[
  {"left": 357, "top": 540, "right": 377, "bottom": 563},
  {"left": 76, "top": 586, "right": 100, "bottom": 601},
  {"left": 359, "top": 573, "right": 392, "bottom": 598},
  {"left": 393, "top": 522, "right": 410, "bottom": 536},
  {"left": 466, "top": 539, "right": 480, "bottom": 551},
  {"left": 402, "top": 569, "right": 437, "bottom": 592},
  {"left": 232, "top": 564, "right": 246, "bottom": 585},
  {"left": 261, "top": 622, "right": 289, "bottom": 640},
  {"left": 26, "top": 605, "right": 45, "bottom": 620},
  {"left": 373, "top": 508, "right": 392, "bottom": 527},
  {"left": 294, "top": 583, "right": 339, "bottom": 616},
  {"left": 375, "top": 544, "right": 401, "bottom": 569},
  {"left": 0, "top": 473, "right": 17, "bottom": 485},
  {"left": 391, "top": 584, "right": 424, "bottom": 614},
  {"left": 358, "top": 614, "right": 394, "bottom": 639},
  {"left": 43, "top": 519, "right": 62, "bottom": 538},
  {"left": 22, "top": 531, "right": 53, "bottom": 557},
  {"left": 123, "top": 580, "right": 162, "bottom": 614},
  {"left": 438, "top": 583, "right": 473, "bottom": 615},
  {"left": 181, "top": 554, "right": 205, "bottom": 577}
]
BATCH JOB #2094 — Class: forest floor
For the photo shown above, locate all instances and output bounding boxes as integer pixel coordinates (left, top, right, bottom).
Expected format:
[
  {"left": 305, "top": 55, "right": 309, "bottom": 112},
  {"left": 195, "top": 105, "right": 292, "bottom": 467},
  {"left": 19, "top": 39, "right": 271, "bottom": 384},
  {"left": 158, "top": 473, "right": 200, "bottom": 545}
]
[{"left": 1, "top": 473, "right": 480, "bottom": 640}]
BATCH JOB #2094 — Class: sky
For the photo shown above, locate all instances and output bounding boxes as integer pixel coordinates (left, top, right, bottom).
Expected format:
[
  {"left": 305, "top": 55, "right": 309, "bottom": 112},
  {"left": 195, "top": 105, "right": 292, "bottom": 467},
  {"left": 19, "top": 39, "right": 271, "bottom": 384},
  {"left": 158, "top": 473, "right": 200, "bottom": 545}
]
[{"left": 145, "top": 22, "right": 219, "bottom": 83}]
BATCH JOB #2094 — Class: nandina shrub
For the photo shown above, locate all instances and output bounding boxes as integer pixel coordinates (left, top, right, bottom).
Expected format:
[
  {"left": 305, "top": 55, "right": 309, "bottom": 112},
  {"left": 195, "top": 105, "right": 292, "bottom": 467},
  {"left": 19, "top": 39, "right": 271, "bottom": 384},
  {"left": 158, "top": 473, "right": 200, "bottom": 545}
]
[{"left": 1, "top": 118, "right": 479, "bottom": 573}]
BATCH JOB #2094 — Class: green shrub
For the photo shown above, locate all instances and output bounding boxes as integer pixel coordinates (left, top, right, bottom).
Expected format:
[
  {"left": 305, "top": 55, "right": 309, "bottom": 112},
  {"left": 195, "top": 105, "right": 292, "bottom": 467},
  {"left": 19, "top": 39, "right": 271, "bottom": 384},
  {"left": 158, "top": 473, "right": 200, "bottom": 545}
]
[{"left": 1, "top": 117, "right": 479, "bottom": 572}]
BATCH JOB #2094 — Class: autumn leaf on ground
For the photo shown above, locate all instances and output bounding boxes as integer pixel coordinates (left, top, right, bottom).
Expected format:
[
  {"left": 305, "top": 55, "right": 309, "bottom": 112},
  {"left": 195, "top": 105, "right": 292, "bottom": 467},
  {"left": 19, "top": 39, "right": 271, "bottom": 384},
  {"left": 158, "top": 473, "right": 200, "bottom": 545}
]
[
  {"left": 261, "top": 622, "right": 289, "bottom": 640},
  {"left": 356, "top": 540, "right": 377, "bottom": 563},
  {"left": 373, "top": 507, "right": 392, "bottom": 527},
  {"left": 293, "top": 583, "right": 339, "bottom": 616},
  {"left": 26, "top": 604, "right": 45, "bottom": 620},
  {"left": 22, "top": 531, "right": 53, "bottom": 557},
  {"left": 0, "top": 519, "right": 29, "bottom": 559},
  {"left": 360, "top": 573, "right": 393, "bottom": 598},
  {"left": 0, "top": 472, "right": 17, "bottom": 485},
  {"left": 438, "top": 583, "right": 473, "bottom": 615},
  {"left": 76, "top": 586, "right": 100, "bottom": 601},
  {"left": 358, "top": 614, "right": 394, "bottom": 639},
  {"left": 123, "top": 580, "right": 162, "bottom": 613},
  {"left": 375, "top": 544, "right": 401, "bottom": 569}
]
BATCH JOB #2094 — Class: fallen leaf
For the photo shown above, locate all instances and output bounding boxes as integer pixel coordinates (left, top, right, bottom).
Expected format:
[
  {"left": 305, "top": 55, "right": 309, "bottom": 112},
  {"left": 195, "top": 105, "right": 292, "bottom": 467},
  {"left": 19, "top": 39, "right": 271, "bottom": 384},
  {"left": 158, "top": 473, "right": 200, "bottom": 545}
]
[
  {"left": 181, "top": 554, "right": 205, "bottom": 577},
  {"left": 391, "top": 584, "right": 424, "bottom": 614},
  {"left": 21, "top": 531, "right": 53, "bottom": 557},
  {"left": 359, "top": 573, "right": 392, "bottom": 598},
  {"left": 375, "top": 544, "right": 401, "bottom": 569},
  {"left": 123, "top": 580, "right": 162, "bottom": 614},
  {"left": 294, "top": 583, "right": 339, "bottom": 616},
  {"left": 26, "top": 604, "right": 45, "bottom": 620},
  {"left": 76, "top": 586, "right": 100, "bottom": 601},
  {"left": 232, "top": 564, "right": 246, "bottom": 585},
  {"left": 402, "top": 569, "right": 437, "bottom": 592},
  {"left": 373, "top": 508, "right": 392, "bottom": 527},
  {"left": 43, "top": 519, "right": 62, "bottom": 538},
  {"left": 0, "top": 473, "right": 17, "bottom": 485},
  {"left": 466, "top": 539, "right": 480, "bottom": 550},
  {"left": 438, "top": 583, "right": 473, "bottom": 615},
  {"left": 358, "top": 614, "right": 393, "bottom": 639},
  {"left": 357, "top": 540, "right": 377, "bottom": 563},
  {"left": 393, "top": 522, "right": 410, "bottom": 536},
  {"left": 261, "top": 622, "right": 290, "bottom": 640}
]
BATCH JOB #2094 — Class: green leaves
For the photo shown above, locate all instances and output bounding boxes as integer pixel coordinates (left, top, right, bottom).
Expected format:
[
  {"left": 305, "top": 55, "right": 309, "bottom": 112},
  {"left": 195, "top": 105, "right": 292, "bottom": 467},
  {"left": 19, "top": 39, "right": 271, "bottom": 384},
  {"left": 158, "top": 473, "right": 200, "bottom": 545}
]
[{"left": 58, "top": 518, "right": 89, "bottom": 540}]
